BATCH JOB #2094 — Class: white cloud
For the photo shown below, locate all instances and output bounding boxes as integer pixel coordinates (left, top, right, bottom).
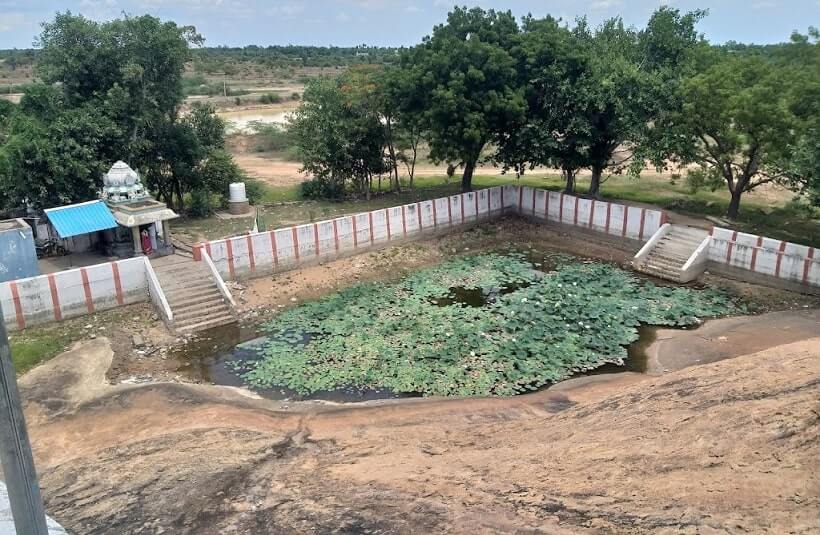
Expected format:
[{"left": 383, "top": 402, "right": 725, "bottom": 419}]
[
  {"left": 404, "top": 5, "right": 421, "bottom": 13},
  {"left": 752, "top": 0, "right": 777, "bottom": 8},
  {"left": 589, "top": 0, "right": 623, "bottom": 10},
  {"left": 336, "top": 11, "right": 352, "bottom": 22}
]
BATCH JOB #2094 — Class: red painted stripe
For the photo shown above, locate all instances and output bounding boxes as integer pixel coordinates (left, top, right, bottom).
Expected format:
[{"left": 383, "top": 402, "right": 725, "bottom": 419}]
[
  {"left": 638, "top": 208, "right": 647, "bottom": 241},
  {"left": 385, "top": 209, "right": 392, "bottom": 239},
  {"left": 9, "top": 281, "right": 25, "bottom": 329},
  {"left": 532, "top": 190, "right": 538, "bottom": 216},
  {"left": 604, "top": 202, "right": 612, "bottom": 234},
  {"left": 660, "top": 211, "right": 670, "bottom": 225},
  {"left": 246, "top": 235, "right": 256, "bottom": 272},
  {"left": 291, "top": 227, "right": 300, "bottom": 261},
  {"left": 803, "top": 247, "right": 814, "bottom": 283},
  {"left": 401, "top": 205, "right": 407, "bottom": 237},
  {"left": 573, "top": 196, "right": 580, "bottom": 226},
  {"left": 474, "top": 191, "right": 480, "bottom": 218},
  {"left": 447, "top": 198, "right": 453, "bottom": 225},
  {"left": 332, "top": 219, "right": 340, "bottom": 252},
  {"left": 205, "top": 241, "right": 212, "bottom": 259},
  {"left": 559, "top": 193, "right": 565, "bottom": 223},
  {"left": 750, "top": 236, "right": 763, "bottom": 272},
  {"left": 193, "top": 243, "right": 202, "bottom": 261},
  {"left": 352, "top": 216, "right": 359, "bottom": 248},
  {"left": 621, "top": 205, "right": 629, "bottom": 238},
  {"left": 518, "top": 187, "right": 524, "bottom": 212},
  {"left": 111, "top": 262, "right": 124, "bottom": 305},
  {"left": 416, "top": 202, "right": 423, "bottom": 230},
  {"left": 47, "top": 273, "right": 62, "bottom": 321},
  {"left": 269, "top": 231, "right": 279, "bottom": 266},
  {"left": 588, "top": 200, "right": 595, "bottom": 228},
  {"left": 432, "top": 200, "right": 438, "bottom": 228},
  {"left": 460, "top": 195, "right": 466, "bottom": 222},
  {"left": 500, "top": 186, "right": 505, "bottom": 209},
  {"left": 225, "top": 239, "right": 236, "bottom": 278},
  {"left": 80, "top": 267, "right": 94, "bottom": 314},
  {"left": 726, "top": 231, "right": 739, "bottom": 264},
  {"left": 544, "top": 192, "right": 549, "bottom": 219},
  {"left": 621, "top": 206, "right": 629, "bottom": 237},
  {"left": 774, "top": 241, "right": 787, "bottom": 277},
  {"left": 487, "top": 190, "right": 491, "bottom": 215},
  {"left": 313, "top": 223, "right": 320, "bottom": 256},
  {"left": 368, "top": 212, "right": 375, "bottom": 244}
]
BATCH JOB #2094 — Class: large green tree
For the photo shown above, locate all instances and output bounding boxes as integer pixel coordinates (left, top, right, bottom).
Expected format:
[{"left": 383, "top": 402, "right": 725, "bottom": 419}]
[
  {"left": 658, "top": 52, "right": 809, "bottom": 218},
  {"left": 0, "top": 12, "right": 241, "bottom": 212},
  {"left": 401, "top": 7, "right": 525, "bottom": 191}
]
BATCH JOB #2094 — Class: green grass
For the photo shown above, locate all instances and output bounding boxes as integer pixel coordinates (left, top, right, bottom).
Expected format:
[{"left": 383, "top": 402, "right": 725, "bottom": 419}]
[
  {"left": 9, "top": 327, "right": 81, "bottom": 374},
  {"left": 172, "top": 173, "right": 819, "bottom": 247}
]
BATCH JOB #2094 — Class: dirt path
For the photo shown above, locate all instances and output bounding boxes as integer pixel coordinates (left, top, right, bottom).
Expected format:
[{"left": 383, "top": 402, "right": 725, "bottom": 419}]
[{"left": 18, "top": 332, "right": 820, "bottom": 534}]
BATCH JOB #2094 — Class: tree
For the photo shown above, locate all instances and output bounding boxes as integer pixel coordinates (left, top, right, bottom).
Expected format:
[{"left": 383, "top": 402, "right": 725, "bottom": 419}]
[
  {"left": 290, "top": 75, "right": 388, "bottom": 199},
  {"left": 660, "top": 54, "right": 805, "bottom": 218},
  {"left": 401, "top": 7, "right": 525, "bottom": 191},
  {"left": 0, "top": 12, "right": 241, "bottom": 213}
]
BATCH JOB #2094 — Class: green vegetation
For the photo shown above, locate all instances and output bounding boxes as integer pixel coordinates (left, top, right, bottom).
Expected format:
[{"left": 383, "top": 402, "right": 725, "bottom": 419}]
[
  {"left": 0, "top": 13, "right": 244, "bottom": 214},
  {"left": 237, "top": 253, "right": 743, "bottom": 397},
  {"left": 9, "top": 328, "right": 78, "bottom": 374}
]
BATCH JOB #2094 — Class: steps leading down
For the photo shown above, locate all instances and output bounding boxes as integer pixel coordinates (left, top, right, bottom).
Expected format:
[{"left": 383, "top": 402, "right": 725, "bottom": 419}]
[
  {"left": 634, "top": 224, "right": 710, "bottom": 283},
  {"left": 153, "top": 258, "right": 236, "bottom": 333}
]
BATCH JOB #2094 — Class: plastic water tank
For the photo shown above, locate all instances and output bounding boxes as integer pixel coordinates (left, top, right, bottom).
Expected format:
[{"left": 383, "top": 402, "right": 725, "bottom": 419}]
[{"left": 229, "top": 182, "right": 247, "bottom": 202}]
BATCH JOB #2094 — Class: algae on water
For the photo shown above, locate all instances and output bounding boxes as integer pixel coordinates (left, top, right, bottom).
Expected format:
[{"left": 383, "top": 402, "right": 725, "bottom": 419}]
[{"left": 235, "top": 253, "right": 744, "bottom": 397}]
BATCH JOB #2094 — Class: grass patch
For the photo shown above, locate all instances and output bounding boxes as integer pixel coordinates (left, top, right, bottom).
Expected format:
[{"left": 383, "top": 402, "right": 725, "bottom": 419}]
[{"left": 9, "top": 326, "right": 83, "bottom": 375}]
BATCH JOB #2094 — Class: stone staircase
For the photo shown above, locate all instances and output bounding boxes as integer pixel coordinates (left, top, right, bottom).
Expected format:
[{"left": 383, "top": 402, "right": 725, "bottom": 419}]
[
  {"left": 634, "top": 225, "right": 710, "bottom": 283},
  {"left": 152, "top": 257, "right": 237, "bottom": 333}
]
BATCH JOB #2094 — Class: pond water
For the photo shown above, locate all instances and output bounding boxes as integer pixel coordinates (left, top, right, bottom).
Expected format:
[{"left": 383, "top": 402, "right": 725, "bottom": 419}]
[{"left": 218, "top": 107, "right": 294, "bottom": 133}]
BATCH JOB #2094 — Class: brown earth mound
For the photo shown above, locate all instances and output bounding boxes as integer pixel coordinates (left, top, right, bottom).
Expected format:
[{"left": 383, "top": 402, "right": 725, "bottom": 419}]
[{"left": 18, "top": 332, "right": 819, "bottom": 534}]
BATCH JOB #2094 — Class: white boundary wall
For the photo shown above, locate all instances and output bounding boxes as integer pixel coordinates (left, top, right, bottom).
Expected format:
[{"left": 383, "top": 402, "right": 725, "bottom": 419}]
[
  {"left": 708, "top": 227, "right": 819, "bottom": 287},
  {"left": 0, "top": 256, "right": 149, "bottom": 331},
  {"left": 195, "top": 186, "right": 667, "bottom": 280}
]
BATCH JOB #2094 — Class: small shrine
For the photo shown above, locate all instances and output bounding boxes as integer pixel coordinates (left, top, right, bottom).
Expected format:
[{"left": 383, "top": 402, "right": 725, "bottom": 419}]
[{"left": 101, "top": 161, "right": 179, "bottom": 257}]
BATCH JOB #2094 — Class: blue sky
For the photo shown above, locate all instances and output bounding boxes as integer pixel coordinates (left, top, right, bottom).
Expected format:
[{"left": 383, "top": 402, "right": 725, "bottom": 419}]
[{"left": 0, "top": 1, "right": 817, "bottom": 49}]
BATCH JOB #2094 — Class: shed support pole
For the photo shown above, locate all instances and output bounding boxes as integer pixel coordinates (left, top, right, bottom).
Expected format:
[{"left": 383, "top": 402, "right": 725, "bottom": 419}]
[{"left": 0, "top": 305, "right": 49, "bottom": 534}]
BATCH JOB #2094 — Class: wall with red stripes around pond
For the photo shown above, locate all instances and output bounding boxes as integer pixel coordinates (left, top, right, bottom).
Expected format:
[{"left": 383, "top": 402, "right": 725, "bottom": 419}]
[
  {"left": 195, "top": 186, "right": 667, "bottom": 281},
  {"left": 0, "top": 256, "right": 148, "bottom": 331}
]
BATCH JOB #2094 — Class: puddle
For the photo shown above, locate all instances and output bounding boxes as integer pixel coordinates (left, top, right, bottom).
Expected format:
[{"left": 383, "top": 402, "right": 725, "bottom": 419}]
[
  {"left": 583, "top": 325, "right": 657, "bottom": 375},
  {"left": 431, "top": 284, "right": 525, "bottom": 307}
]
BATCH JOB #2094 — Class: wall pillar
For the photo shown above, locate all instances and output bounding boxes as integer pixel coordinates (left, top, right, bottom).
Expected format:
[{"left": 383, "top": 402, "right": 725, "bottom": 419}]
[{"left": 131, "top": 226, "right": 142, "bottom": 255}]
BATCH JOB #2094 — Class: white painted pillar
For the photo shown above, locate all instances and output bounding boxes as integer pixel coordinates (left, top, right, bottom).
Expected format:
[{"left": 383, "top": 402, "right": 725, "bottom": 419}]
[{"left": 131, "top": 226, "right": 142, "bottom": 255}]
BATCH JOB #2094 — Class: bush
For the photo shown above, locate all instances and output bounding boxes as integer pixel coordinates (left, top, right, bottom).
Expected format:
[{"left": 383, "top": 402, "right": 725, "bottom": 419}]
[
  {"left": 291, "top": 92, "right": 300, "bottom": 101},
  {"left": 259, "top": 92, "right": 282, "bottom": 104},
  {"left": 300, "top": 178, "right": 346, "bottom": 200},
  {"left": 244, "top": 179, "right": 267, "bottom": 205},
  {"left": 189, "top": 188, "right": 213, "bottom": 217}
]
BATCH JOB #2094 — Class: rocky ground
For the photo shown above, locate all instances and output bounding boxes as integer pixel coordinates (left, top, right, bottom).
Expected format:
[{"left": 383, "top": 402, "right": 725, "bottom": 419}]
[{"left": 17, "top": 331, "right": 820, "bottom": 534}]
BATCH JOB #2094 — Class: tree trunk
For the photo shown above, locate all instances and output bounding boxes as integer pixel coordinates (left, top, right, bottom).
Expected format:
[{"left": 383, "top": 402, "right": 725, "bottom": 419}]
[
  {"left": 461, "top": 160, "right": 476, "bottom": 192},
  {"left": 589, "top": 166, "right": 604, "bottom": 199},
  {"left": 727, "top": 188, "right": 742, "bottom": 219},
  {"left": 563, "top": 168, "right": 575, "bottom": 194}
]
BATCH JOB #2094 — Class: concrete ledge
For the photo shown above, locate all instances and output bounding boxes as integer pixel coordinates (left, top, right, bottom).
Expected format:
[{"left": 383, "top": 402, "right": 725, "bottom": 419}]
[{"left": 706, "top": 261, "right": 820, "bottom": 296}]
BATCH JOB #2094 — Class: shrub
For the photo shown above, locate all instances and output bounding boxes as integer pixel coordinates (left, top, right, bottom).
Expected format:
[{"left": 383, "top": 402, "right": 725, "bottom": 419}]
[
  {"left": 259, "top": 92, "right": 282, "bottom": 104},
  {"left": 189, "top": 188, "right": 213, "bottom": 217},
  {"left": 244, "top": 179, "right": 267, "bottom": 205},
  {"left": 300, "top": 178, "right": 345, "bottom": 200}
]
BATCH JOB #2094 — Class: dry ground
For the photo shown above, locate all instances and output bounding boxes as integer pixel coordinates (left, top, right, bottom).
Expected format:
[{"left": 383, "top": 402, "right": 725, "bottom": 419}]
[{"left": 19, "top": 331, "right": 820, "bottom": 534}]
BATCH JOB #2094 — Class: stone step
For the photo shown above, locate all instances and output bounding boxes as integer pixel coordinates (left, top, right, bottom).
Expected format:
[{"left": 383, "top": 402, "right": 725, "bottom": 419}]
[
  {"left": 160, "top": 277, "right": 216, "bottom": 292},
  {"left": 154, "top": 260, "right": 210, "bottom": 275},
  {"left": 667, "top": 225, "right": 709, "bottom": 239},
  {"left": 173, "top": 301, "right": 231, "bottom": 322},
  {"left": 639, "top": 264, "right": 683, "bottom": 282},
  {"left": 659, "top": 235, "right": 703, "bottom": 248},
  {"left": 646, "top": 255, "right": 686, "bottom": 269},
  {"left": 168, "top": 291, "right": 225, "bottom": 309},
  {"left": 650, "top": 251, "right": 691, "bottom": 265},
  {"left": 176, "top": 313, "right": 237, "bottom": 333}
]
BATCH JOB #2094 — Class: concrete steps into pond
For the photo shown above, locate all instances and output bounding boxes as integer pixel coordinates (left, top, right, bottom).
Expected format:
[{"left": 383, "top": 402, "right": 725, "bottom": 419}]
[
  {"left": 152, "top": 256, "right": 237, "bottom": 333},
  {"left": 634, "top": 225, "right": 710, "bottom": 283}
]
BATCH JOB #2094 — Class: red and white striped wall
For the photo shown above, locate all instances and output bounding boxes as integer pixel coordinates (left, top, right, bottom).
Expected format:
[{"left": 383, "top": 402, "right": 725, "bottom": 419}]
[
  {"left": 196, "top": 187, "right": 507, "bottom": 279},
  {"left": 709, "top": 227, "right": 818, "bottom": 286},
  {"left": 516, "top": 186, "right": 665, "bottom": 242},
  {"left": 0, "top": 257, "right": 148, "bottom": 331}
]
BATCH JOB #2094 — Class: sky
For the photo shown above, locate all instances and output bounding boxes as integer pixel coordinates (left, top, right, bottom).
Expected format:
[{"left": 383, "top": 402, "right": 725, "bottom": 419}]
[{"left": 0, "top": 0, "right": 818, "bottom": 49}]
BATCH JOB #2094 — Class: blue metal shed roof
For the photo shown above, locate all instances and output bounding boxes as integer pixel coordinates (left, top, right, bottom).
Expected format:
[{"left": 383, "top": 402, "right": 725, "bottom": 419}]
[{"left": 44, "top": 200, "right": 118, "bottom": 238}]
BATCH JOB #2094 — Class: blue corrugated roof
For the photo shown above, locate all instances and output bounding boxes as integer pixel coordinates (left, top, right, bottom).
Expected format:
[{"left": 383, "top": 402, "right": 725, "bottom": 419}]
[{"left": 44, "top": 200, "right": 118, "bottom": 238}]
